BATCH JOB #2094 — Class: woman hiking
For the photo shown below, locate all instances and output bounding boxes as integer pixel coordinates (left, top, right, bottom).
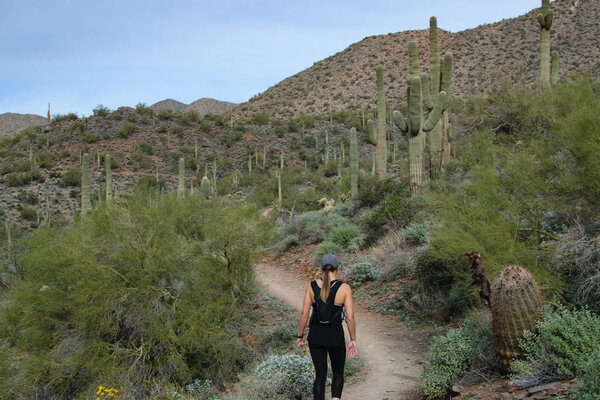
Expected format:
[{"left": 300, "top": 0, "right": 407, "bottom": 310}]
[{"left": 296, "top": 254, "right": 358, "bottom": 400}]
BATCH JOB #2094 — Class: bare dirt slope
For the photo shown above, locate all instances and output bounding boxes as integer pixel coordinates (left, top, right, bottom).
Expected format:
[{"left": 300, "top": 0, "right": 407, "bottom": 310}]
[{"left": 255, "top": 262, "right": 427, "bottom": 400}]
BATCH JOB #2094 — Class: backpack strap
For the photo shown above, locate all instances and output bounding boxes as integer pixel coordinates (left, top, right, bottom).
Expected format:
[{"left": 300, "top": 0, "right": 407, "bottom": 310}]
[
  {"left": 327, "top": 280, "right": 343, "bottom": 304},
  {"left": 310, "top": 280, "right": 320, "bottom": 300}
]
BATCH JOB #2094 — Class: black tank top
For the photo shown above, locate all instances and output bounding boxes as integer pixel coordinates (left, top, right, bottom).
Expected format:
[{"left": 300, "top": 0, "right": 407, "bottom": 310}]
[{"left": 307, "top": 280, "right": 345, "bottom": 346}]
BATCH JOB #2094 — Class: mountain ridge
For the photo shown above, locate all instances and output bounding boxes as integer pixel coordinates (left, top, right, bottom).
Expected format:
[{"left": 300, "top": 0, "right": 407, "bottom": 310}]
[{"left": 233, "top": 0, "right": 600, "bottom": 119}]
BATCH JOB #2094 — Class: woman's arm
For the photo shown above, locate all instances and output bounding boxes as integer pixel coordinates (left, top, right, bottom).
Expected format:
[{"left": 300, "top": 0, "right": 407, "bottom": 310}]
[
  {"left": 296, "top": 283, "right": 313, "bottom": 347},
  {"left": 344, "top": 284, "right": 358, "bottom": 358}
]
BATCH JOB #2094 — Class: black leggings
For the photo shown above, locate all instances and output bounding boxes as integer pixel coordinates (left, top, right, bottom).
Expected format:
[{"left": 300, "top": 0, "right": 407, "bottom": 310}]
[{"left": 308, "top": 342, "right": 346, "bottom": 400}]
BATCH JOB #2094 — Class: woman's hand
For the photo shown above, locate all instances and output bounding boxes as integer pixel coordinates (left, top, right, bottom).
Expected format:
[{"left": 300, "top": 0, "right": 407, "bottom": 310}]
[
  {"left": 346, "top": 340, "right": 358, "bottom": 359},
  {"left": 296, "top": 338, "right": 305, "bottom": 348}
]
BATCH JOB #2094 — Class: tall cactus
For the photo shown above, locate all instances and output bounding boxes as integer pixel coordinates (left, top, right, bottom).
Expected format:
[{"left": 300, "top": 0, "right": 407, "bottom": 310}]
[
  {"left": 200, "top": 175, "right": 211, "bottom": 200},
  {"left": 81, "top": 153, "right": 91, "bottom": 214},
  {"left": 276, "top": 168, "right": 282, "bottom": 205},
  {"left": 177, "top": 157, "right": 185, "bottom": 198},
  {"left": 375, "top": 66, "right": 387, "bottom": 180},
  {"left": 350, "top": 127, "right": 359, "bottom": 197},
  {"left": 441, "top": 52, "right": 453, "bottom": 166},
  {"left": 491, "top": 266, "right": 544, "bottom": 369},
  {"left": 551, "top": 51, "right": 559, "bottom": 85},
  {"left": 105, "top": 153, "right": 112, "bottom": 201},
  {"left": 538, "top": 0, "right": 554, "bottom": 87},
  {"left": 393, "top": 73, "right": 447, "bottom": 195}
]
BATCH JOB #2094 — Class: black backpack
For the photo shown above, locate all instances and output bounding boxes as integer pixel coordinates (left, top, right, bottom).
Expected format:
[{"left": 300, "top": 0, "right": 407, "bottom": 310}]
[{"left": 311, "top": 280, "right": 344, "bottom": 326}]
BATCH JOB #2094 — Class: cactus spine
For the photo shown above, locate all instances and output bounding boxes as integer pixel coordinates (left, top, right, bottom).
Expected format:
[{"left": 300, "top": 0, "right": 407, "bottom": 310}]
[
  {"left": 200, "top": 176, "right": 211, "bottom": 200},
  {"left": 177, "top": 157, "right": 185, "bottom": 198},
  {"left": 375, "top": 66, "right": 387, "bottom": 180},
  {"left": 81, "top": 153, "right": 91, "bottom": 214},
  {"left": 350, "top": 127, "right": 359, "bottom": 197},
  {"left": 491, "top": 266, "right": 544, "bottom": 369},
  {"left": 105, "top": 154, "right": 112, "bottom": 201},
  {"left": 538, "top": 0, "right": 554, "bottom": 87},
  {"left": 393, "top": 64, "right": 448, "bottom": 195}
]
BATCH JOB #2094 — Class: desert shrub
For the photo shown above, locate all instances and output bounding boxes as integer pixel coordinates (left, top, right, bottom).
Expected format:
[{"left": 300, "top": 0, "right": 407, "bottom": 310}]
[
  {"left": 328, "top": 224, "right": 360, "bottom": 248},
  {"left": 82, "top": 133, "right": 99, "bottom": 143},
  {"left": 381, "top": 253, "right": 414, "bottom": 282},
  {"left": 416, "top": 248, "right": 467, "bottom": 293},
  {"left": 250, "top": 112, "right": 269, "bottom": 125},
  {"left": 421, "top": 312, "right": 497, "bottom": 398},
  {"left": 401, "top": 221, "right": 430, "bottom": 245},
  {"left": 253, "top": 353, "right": 320, "bottom": 399},
  {"left": 276, "top": 234, "right": 299, "bottom": 254},
  {"left": 349, "top": 262, "right": 380, "bottom": 286},
  {"left": 0, "top": 160, "right": 30, "bottom": 175},
  {"left": 357, "top": 177, "right": 405, "bottom": 208},
  {"left": 157, "top": 109, "right": 174, "bottom": 120},
  {"left": 317, "top": 240, "right": 342, "bottom": 259},
  {"left": 199, "top": 122, "right": 212, "bottom": 133},
  {"left": 92, "top": 104, "right": 110, "bottom": 117},
  {"left": 511, "top": 306, "right": 600, "bottom": 387},
  {"left": 115, "top": 122, "right": 136, "bottom": 138},
  {"left": 259, "top": 323, "right": 296, "bottom": 352},
  {"left": 440, "top": 284, "right": 480, "bottom": 320},
  {"left": 573, "top": 345, "right": 600, "bottom": 400},
  {"left": 53, "top": 113, "right": 78, "bottom": 122},
  {"left": 62, "top": 168, "right": 81, "bottom": 187},
  {"left": 131, "top": 152, "right": 153, "bottom": 170},
  {"left": 0, "top": 192, "right": 269, "bottom": 399},
  {"left": 362, "top": 192, "right": 422, "bottom": 244},
  {"left": 180, "top": 110, "right": 199, "bottom": 125},
  {"left": 4, "top": 171, "right": 43, "bottom": 187},
  {"left": 297, "top": 114, "right": 315, "bottom": 129},
  {"left": 18, "top": 207, "right": 37, "bottom": 222},
  {"left": 37, "top": 151, "right": 56, "bottom": 169},
  {"left": 287, "top": 121, "right": 299, "bottom": 132},
  {"left": 135, "top": 102, "right": 153, "bottom": 117}
]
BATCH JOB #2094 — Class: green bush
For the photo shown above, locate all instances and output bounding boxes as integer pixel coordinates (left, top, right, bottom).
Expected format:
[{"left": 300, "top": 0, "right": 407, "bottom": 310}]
[
  {"left": 135, "top": 102, "right": 154, "bottom": 118},
  {"left": 328, "top": 224, "right": 360, "bottom": 248},
  {"left": 0, "top": 192, "right": 269, "bottom": 399},
  {"left": 4, "top": 171, "right": 43, "bottom": 187},
  {"left": 511, "top": 306, "right": 600, "bottom": 387},
  {"left": 253, "top": 353, "right": 321, "bottom": 398},
  {"left": 157, "top": 109, "right": 174, "bottom": 120},
  {"left": 421, "top": 312, "right": 496, "bottom": 398},
  {"left": 250, "top": 113, "right": 269, "bottom": 125},
  {"left": 317, "top": 240, "right": 342, "bottom": 259},
  {"left": 18, "top": 207, "right": 37, "bottom": 222},
  {"left": 115, "top": 122, "right": 136, "bottom": 138},
  {"left": 92, "top": 104, "right": 110, "bottom": 117},
  {"left": 276, "top": 234, "right": 299, "bottom": 254},
  {"left": 349, "top": 262, "right": 380, "bottom": 286},
  {"left": 401, "top": 221, "right": 430, "bottom": 245},
  {"left": 574, "top": 345, "right": 600, "bottom": 400},
  {"left": 180, "top": 110, "right": 200, "bottom": 125},
  {"left": 62, "top": 168, "right": 81, "bottom": 187}
]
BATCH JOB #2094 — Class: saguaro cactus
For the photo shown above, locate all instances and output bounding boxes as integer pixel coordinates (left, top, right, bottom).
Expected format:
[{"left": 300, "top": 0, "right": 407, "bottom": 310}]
[
  {"left": 200, "top": 175, "right": 211, "bottom": 200},
  {"left": 276, "top": 168, "right": 282, "bottom": 205},
  {"left": 350, "top": 127, "right": 359, "bottom": 197},
  {"left": 177, "top": 158, "right": 185, "bottom": 198},
  {"left": 491, "top": 266, "right": 544, "bottom": 369},
  {"left": 551, "top": 51, "right": 559, "bottom": 85},
  {"left": 81, "top": 153, "right": 91, "bottom": 214},
  {"left": 393, "top": 72, "right": 447, "bottom": 195},
  {"left": 375, "top": 66, "right": 387, "bottom": 181},
  {"left": 538, "top": 0, "right": 554, "bottom": 87},
  {"left": 105, "top": 154, "right": 112, "bottom": 201}
]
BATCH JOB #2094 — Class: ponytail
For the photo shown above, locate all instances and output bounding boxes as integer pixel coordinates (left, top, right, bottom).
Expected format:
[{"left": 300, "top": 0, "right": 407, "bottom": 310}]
[{"left": 320, "top": 265, "right": 333, "bottom": 302}]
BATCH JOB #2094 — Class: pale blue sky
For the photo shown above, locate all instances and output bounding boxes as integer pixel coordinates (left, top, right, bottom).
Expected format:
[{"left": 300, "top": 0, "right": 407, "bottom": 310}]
[{"left": 1, "top": 0, "right": 542, "bottom": 116}]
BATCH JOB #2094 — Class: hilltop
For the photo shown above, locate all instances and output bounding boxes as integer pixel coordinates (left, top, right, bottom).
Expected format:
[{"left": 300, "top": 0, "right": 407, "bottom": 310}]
[
  {"left": 0, "top": 113, "right": 47, "bottom": 137},
  {"left": 234, "top": 0, "right": 600, "bottom": 119}
]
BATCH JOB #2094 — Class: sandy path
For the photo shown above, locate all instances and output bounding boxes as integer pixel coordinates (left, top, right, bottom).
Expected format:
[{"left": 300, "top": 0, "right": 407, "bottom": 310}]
[{"left": 254, "top": 262, "right": 427, "bottom": 400}]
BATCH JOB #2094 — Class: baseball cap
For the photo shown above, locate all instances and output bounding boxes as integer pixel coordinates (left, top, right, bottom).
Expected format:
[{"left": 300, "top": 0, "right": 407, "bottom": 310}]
[{"left": 321, "top": 254, "right": 340, "bottom": 269}]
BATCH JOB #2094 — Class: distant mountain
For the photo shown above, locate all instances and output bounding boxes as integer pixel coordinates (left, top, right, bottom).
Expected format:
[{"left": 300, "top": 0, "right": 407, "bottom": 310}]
[
  {"left": 149, "top": 99, "right": 187, "bottom": 113},
  {"left": 149, "top": 98, "right": 237, "bottom": 116},
  {"left": 185, "top": 98, "right": 237, "bottom": 116},
  {"left": 233, "top": 0, "right": 600, "bottom": 119},
  {"left": 0, "top": 113, "right": 48, "bottom": 137}
]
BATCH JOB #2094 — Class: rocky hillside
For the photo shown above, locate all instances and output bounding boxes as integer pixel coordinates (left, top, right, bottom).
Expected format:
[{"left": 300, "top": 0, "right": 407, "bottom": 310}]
[
  {"left": 0, "top": 113, "right": 48, "bottom": 137},
  {"left": 149, "top": 99, "right": 187, "bottom": 113},
  {"left": 234, "top": 0, "right": 600, "bottom": 119},
  {"left": 0, "top": 107, "right": 367, "bottom": 228}
]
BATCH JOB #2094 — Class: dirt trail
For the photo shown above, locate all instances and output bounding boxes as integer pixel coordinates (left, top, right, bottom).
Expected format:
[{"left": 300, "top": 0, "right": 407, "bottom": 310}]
[{"left": 255, "top": 262, "right": 427, "bottom": 400}]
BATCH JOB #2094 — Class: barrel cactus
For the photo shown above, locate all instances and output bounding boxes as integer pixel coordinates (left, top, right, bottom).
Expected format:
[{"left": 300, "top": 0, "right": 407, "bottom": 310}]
[{"left": 491, "top": 266, "right": 544, "bottom": 369}]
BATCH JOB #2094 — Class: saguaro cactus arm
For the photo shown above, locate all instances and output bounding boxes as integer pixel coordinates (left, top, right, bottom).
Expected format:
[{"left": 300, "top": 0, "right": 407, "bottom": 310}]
[
  {"left": 423, "top": 91, "right": 448, "bottom": 132},
  {"left": 392, "top": 110, "right": 408, "bottom": 133},
  {"left": 366, "top": 118, "right": 377, "bottom": 145}
]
